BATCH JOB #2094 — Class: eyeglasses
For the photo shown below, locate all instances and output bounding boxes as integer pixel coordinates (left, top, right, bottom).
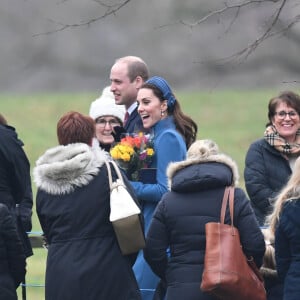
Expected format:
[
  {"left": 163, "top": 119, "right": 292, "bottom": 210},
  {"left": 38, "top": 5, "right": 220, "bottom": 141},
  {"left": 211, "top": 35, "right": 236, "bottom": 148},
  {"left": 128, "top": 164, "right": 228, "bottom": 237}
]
[
  {"left": 95, "top": 118, "right": 120, "bottom": 127},
  {"left": 274, "top": 111, "right": 299, "bottom": 119}
]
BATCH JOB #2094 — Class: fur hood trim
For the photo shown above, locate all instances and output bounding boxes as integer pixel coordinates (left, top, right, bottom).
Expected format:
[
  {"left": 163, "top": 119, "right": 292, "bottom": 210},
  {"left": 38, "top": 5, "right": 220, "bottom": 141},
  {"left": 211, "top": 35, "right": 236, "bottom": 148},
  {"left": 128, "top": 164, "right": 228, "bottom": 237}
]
[
  {"left": 166, "top": 140, "right": 239, "bottom": 188},
  {"left": 33, "top": 143, "right": 109, "bottom": 195}
]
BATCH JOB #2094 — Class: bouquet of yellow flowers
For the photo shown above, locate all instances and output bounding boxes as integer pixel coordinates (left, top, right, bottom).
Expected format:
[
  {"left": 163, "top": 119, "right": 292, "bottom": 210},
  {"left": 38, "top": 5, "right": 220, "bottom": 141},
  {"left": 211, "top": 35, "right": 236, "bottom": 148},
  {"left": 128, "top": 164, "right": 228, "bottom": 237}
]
[{"left": 110, "top": 132, "right": 155, "bottom": 180}]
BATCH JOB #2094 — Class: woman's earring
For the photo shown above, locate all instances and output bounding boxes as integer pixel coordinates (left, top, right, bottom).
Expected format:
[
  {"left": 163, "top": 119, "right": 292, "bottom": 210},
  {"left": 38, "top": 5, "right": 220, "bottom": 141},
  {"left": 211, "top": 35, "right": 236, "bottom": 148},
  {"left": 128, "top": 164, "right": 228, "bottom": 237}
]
[{"left": 161, "top": 110, "right": 165, "bottom": 117}]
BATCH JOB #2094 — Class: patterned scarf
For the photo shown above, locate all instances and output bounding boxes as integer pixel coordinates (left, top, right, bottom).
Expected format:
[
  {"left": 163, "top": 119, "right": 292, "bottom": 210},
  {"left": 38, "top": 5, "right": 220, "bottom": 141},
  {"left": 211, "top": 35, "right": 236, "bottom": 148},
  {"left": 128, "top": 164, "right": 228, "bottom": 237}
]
[{"left": 264, "top": 125, "right": 300, "bottom": 155}]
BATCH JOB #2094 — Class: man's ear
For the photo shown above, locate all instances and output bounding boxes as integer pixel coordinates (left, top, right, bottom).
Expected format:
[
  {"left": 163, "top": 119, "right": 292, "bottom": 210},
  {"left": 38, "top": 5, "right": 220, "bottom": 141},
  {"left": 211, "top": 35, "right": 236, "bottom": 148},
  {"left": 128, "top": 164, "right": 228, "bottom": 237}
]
[{"left": 135, "top": 76, "right": 144, "bottom": 89}]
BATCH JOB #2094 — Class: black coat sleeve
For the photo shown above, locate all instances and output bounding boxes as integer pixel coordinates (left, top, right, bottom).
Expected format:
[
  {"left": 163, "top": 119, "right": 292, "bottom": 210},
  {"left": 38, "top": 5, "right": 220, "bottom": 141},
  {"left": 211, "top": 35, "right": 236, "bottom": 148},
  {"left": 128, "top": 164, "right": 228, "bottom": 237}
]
[{"left": 0, "top": 204, "right": 26, "bottom": 287}]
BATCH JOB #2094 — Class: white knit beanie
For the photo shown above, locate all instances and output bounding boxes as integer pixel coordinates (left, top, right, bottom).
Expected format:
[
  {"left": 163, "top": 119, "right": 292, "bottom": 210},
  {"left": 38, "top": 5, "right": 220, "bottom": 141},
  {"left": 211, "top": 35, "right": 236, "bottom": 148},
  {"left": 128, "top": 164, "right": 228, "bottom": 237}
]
[{"left": 89, "top": 86, "right": 125, "bottom": 123}]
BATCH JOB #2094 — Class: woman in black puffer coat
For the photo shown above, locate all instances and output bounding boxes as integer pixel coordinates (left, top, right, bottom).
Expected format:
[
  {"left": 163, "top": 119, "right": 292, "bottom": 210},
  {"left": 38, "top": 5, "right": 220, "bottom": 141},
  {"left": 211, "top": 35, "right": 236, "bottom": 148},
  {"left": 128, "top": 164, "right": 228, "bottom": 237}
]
[
  {"left": 34, "top": 111, "right": 141, "bottom": 300},
  {"left": 144, "top": 139, "right": 265, "bottom": 300}
]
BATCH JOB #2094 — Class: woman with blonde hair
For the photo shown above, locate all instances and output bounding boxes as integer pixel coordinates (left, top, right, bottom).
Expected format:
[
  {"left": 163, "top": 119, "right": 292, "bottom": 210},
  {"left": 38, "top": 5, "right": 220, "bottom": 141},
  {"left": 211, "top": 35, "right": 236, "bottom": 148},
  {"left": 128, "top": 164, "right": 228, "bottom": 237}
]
[
  {"left": 268, "top": 156, "right": 300, "bottom": 299},
  {"left": 144, "top": 139, "right": 265, "bottom": 300},
  {"left": 260, "top": 228, "right": 283, "bottom": 300}
]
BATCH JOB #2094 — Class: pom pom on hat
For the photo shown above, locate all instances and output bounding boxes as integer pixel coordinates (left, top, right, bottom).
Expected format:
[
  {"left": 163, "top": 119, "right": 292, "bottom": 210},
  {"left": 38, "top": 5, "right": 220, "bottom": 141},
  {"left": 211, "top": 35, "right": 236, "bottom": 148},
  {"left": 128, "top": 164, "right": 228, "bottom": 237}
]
[{"left": 89, "top": 86, "right": 125, "bottom": 122}]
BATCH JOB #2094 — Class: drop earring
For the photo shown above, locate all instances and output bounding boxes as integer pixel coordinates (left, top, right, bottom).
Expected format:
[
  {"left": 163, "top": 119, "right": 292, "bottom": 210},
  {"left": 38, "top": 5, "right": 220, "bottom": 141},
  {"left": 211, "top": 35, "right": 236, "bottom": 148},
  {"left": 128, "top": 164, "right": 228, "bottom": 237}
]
[{"left": 161, "top": 110, "right": 165, "bottom": 117}]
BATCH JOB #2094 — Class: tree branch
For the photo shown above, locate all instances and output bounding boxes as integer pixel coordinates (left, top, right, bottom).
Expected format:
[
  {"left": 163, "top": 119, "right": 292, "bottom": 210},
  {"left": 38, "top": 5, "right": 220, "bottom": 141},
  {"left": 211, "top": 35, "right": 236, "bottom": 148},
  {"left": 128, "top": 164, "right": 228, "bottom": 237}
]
[
  {"left": 33, "top": 0, "right": 131, "bottom": 37},
  {"left": 176, "top": 0, "right": 291, "bottom": 63}
]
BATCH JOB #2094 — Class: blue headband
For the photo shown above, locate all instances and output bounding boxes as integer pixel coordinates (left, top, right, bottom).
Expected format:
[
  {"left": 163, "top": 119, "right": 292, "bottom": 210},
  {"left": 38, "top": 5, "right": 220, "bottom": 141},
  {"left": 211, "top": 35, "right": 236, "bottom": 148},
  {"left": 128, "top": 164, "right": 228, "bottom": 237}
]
[{"left": 146, "top": 76, "right": 176, "bottom": 110}]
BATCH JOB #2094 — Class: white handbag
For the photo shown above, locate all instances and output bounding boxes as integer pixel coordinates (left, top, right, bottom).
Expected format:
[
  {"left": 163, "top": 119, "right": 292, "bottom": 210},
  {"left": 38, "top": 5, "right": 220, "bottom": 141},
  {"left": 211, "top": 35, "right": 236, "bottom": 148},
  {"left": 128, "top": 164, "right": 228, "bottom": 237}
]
[{"left": 105, "top": 161, "right": 145, "bottom": 255}]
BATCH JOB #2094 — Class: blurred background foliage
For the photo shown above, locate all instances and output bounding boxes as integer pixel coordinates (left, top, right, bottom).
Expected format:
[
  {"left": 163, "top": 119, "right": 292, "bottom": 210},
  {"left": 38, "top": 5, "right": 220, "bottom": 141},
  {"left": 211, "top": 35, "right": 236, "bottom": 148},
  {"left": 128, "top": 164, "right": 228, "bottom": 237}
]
[{"left": 1, "top": 0, "right": 300, "bottom": 94}]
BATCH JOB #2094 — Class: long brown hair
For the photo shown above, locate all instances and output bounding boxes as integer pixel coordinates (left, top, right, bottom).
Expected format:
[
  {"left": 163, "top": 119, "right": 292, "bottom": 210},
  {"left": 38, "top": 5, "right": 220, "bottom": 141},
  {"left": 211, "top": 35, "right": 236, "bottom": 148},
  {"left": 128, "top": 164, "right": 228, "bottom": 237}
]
[
  {"left": 141, "top": 83, "right": 197, "bottom": 149},
  {"left": 0, "top": 113, "right": 8, "bottom": 125}
]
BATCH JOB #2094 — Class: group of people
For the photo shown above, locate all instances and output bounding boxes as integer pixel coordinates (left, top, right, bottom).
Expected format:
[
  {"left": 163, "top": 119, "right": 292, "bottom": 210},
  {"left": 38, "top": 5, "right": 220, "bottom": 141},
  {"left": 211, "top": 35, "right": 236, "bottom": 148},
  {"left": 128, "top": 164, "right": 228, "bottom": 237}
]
[{"left": 2, "top": 55, "right": 300, "bottom": 300}]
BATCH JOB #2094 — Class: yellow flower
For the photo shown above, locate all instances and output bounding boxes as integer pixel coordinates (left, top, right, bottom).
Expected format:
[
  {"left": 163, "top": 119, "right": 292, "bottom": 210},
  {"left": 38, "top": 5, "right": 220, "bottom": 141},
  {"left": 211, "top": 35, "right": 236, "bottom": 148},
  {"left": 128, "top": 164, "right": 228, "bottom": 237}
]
[
  {"left": 121, "top": 151, "right": 131, "bottom": 162},
  {"left": 109, "top": 132, "right": 155, "bottom": 177},
  {"left": 146, "top": 148, "right": 154, "bottom": 156}
]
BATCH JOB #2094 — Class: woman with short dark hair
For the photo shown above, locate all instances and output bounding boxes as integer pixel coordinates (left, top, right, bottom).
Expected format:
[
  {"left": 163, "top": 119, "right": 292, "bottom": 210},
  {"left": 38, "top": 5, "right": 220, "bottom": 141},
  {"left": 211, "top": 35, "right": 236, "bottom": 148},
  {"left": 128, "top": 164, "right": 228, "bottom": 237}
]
[
  {"left": 245, "top": 91, "right": 300, "bottom": 225},
  {"left": 34, "top": 111, "right": 142, "bottom": 300}
]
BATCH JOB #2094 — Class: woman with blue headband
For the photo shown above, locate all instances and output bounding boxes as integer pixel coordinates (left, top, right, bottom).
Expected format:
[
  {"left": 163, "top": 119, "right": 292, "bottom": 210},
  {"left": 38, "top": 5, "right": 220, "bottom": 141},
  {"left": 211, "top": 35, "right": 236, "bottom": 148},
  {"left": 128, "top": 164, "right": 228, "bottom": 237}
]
[{"left": 130, "top": 76, "right": 197, "bottom": 299}]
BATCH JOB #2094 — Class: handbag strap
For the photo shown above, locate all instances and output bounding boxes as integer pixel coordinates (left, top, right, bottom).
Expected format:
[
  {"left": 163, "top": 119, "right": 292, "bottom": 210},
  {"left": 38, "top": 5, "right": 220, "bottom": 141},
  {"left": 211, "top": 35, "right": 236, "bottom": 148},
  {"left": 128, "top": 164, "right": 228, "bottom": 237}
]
[
  {"left": 228, "top": 186, "right": 234, "bottom": 226},
  {"left": 105, "top": 161, "right": 125, "bottom": 190},
  {"left": 220, "top": 186, "right": 235, "bottom": 226},
  {"left": 220, "top": 187, "right": 230, "bottom": 224}
]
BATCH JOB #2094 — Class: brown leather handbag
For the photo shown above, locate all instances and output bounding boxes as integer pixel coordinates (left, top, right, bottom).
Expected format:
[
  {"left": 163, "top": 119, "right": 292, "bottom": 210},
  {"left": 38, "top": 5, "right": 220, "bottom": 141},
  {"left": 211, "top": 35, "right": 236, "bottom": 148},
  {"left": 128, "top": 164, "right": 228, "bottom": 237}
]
[{"left": 200, "top": 186, "right": 266, "bottom": 300}]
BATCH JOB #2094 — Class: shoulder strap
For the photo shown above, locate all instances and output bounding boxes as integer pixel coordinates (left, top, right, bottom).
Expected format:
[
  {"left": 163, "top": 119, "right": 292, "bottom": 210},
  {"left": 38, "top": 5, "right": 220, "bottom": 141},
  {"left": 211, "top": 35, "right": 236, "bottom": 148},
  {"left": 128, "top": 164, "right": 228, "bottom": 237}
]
[
  {"left": 105, "top": 160, "right": 125, "bottom": 190},
  {"left": 110, "top": 161, "right": 124, "bottom": 183},
  {"left": 220, "top": 186, "right": 230, "bottom": 224},
  {"left": 228, "top": 186, "right": 235, "bottom": 227},
  {"left": 105, "top": 161, "right": 113, "bottom": 190},
  {"left": 220, "top": 186, "right": 235, "bottom": 226}
]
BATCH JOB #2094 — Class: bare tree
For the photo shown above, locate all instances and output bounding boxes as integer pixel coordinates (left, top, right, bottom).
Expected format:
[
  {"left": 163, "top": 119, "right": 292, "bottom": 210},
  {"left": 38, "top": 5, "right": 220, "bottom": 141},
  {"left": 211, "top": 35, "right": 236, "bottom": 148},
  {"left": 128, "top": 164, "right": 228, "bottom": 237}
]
[
  {"left": 162, "top": 0, "right": 299, "bottom": 62},
  {"left": 3, "top": 0, "right": 300, "bottom": 92},
  {"left": 34, "top": 0, "right": 300, "bottom": 63},
  {"left": 33, "top": 0, "right": 132, "bottom": 36}
]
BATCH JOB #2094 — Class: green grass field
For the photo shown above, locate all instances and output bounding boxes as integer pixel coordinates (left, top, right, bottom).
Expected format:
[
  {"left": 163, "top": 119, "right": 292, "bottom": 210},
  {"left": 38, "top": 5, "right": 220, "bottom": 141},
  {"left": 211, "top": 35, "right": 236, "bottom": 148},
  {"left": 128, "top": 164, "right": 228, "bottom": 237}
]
[{"left": 1, "top": 90, "right": 279, "bottom": 299}]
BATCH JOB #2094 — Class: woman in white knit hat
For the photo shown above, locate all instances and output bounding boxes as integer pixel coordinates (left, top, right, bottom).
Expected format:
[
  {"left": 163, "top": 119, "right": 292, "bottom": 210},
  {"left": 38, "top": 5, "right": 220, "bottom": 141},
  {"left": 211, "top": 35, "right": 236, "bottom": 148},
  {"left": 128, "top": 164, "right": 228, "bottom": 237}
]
[{"left": 89, "top": 86, "right": 126, "bottom": 152}]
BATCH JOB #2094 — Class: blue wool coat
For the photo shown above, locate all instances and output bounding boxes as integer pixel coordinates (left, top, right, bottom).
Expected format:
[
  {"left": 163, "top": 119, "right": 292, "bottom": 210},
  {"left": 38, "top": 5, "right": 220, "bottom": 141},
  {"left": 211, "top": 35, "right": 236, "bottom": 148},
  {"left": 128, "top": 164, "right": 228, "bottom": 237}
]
[
  {"left": 144, "top": 160, "right": 265, "bottom": 300},
  {"left": 130, "top": 116, "right": 187, "bottom": 300},
  {"left": 275, "top": 200, "right": 300, "bottom": 300},
  {"left": 244, "top": 138, "right": 292, "bottom": 225}
]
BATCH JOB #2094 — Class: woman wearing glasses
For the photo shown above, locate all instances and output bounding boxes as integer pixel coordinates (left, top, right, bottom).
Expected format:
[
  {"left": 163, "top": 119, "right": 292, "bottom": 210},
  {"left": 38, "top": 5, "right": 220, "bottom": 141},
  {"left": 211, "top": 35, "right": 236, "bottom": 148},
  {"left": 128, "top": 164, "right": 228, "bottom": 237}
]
[
  {"left": 89, "top": 86, "right": 126, "bottom": 152},
  {"left": 244, "top": 91, "right": 300, "bottom": 226}
]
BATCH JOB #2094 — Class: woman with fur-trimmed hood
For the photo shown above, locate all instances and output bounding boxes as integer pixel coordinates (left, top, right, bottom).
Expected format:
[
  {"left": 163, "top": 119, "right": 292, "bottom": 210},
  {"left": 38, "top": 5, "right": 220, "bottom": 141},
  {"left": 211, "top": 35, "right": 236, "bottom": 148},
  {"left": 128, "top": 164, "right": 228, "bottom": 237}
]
[
  {"left": 34, "top": 111, "right": 141, "bottom": 300},
  {"left": 144, "top": 139, "right": 265, "bottom": 300}
]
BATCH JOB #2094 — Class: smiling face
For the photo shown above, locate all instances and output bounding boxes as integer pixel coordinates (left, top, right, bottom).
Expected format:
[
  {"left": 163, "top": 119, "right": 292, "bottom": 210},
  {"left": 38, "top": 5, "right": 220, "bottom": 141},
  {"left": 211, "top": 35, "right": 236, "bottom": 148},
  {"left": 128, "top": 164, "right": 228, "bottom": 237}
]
[
  {"left": 110, "top": 61, "right": 140, "bottom": 109},
  {"left": 95, "top": 116, "right": 121, "bottom": 145},
  {"left": 137, "top": 87, "right": 167, "bottom": 129},
  {"left": 272, "top": 102, "right": 300, "bottom": 143}
]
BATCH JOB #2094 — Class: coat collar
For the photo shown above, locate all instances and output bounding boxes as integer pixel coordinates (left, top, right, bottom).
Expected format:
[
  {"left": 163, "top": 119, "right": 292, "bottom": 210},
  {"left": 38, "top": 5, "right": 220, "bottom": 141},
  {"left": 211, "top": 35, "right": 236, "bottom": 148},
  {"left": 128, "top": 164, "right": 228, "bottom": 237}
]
[
  {"left": 33, "top": 143, "right": 109, "bottom": 195},
  {"left": 153, "top": 116, "right": 175, "bottom": 135},
  {"left": 167, "top": 152, "right": 239, "bottom": 189}
]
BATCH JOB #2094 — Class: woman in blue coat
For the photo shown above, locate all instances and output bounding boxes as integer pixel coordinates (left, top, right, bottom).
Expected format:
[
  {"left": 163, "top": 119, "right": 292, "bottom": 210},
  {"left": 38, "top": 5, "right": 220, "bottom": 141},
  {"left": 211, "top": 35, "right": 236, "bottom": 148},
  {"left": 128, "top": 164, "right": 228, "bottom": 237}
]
[
  {"left": 34, "top": 111, "right": 141, "bottom": 300},
  {"left": 269, "top": 156, "right": 300, "bottom": 300},
  {"left": 130, "top": 76, "right": 197, "bottom": 299},
  {"left": 144, "top": 139, "right": 265, "bottom": 300}
]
